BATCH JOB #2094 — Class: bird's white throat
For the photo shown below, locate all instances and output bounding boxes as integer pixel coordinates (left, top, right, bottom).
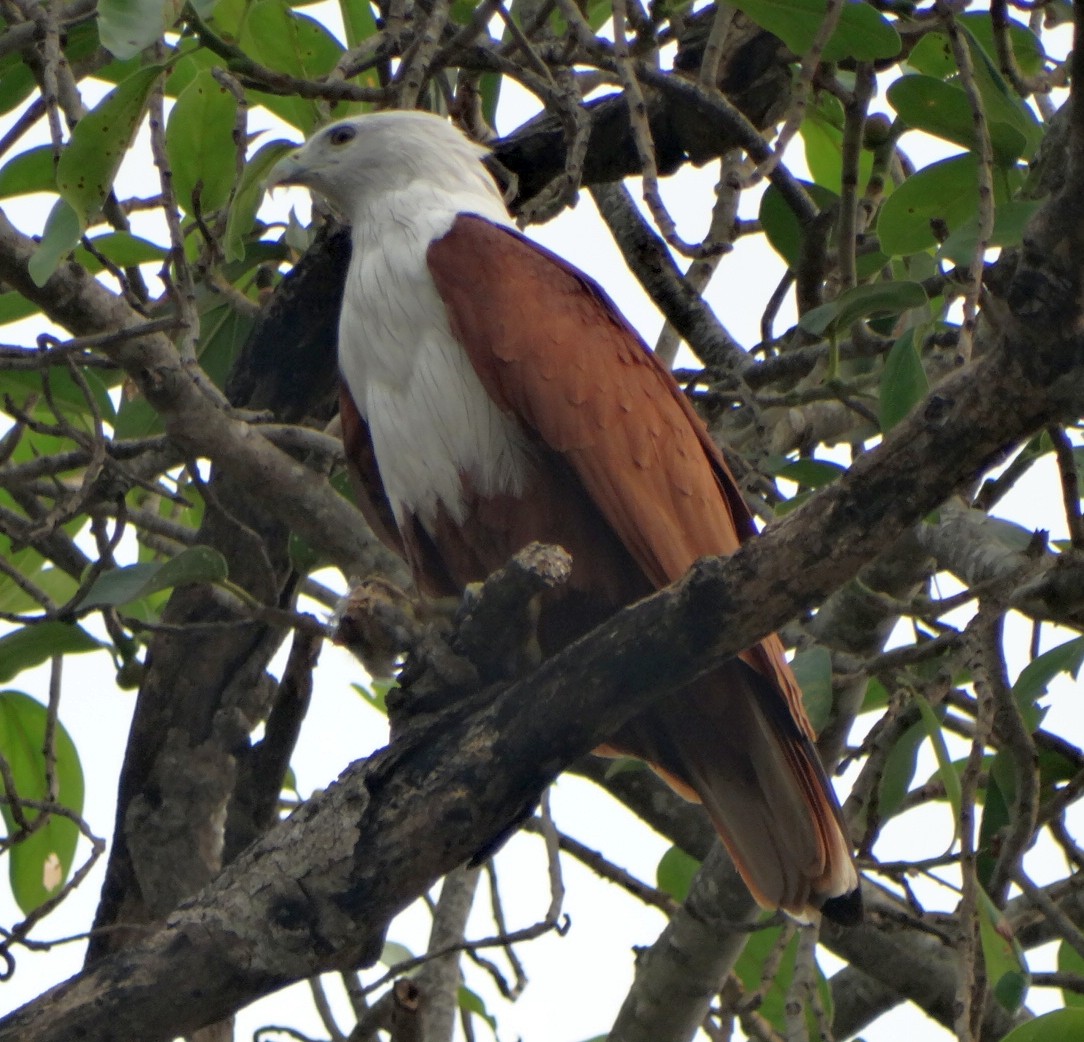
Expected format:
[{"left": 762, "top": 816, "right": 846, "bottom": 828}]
[{"left": 338, "top": 184, "right": 532, "bottom": 530}]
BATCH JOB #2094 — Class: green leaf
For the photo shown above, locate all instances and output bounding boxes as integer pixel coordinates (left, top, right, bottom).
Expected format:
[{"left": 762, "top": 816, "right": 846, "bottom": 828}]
[
  {"left": 800, "top": 280, "right": 928, "bottom": 339},
  {"left": 977, "top": 887, "right": 1030, "bottom": 1012},
  {"left": 0, "top": 566, "right": 79, "bottom": 616},
  {"left": 775, "top": 458, "right": 847, "bottom": 489},
  {"left": 977, "top": 751, "right": 1013, "bottom": 887},
  {"left": 166, "top": 69, "right": 241, "bottom": 214},
  {"left": 1001, "top": 1009, "right": 1084, "bottom": 1042},
  {"left": 339, "top": 0, "right": 378, "bottom": 48},
  {"left": 877, "top": 153, "right": 982, "bottom": 257},
  {"left": 1058, "top": 940, "right": 1084, "bottom": 1008},
  {"left": 76, "top": 546, "right": 229, "bottom": 609},
  {"left": 733, "top": 922, "right": 833, "bottom": 1032},
  {"left": 759, "top": 181, "right": 838, "bottom": 268},
  {"left": 195, "top": 302, "right": 254, "bottom": 386},
  {"left": 877, "top": 719, "right": 924, "bottom": 821},
  {"left": 74, "top": 232, "right": 166, "bottom": 273},
  {"left": 56, "top": 64, "right": 163, "bottom": 223},
  {"left": 0, "top": 145, "right": 56, "bottom": 199},
  {"left": 656, "top": 845, "right": 700, "bottom": 903},
  {"left": 240, "top": 0, "right": 343, "bottom": 132},
  {"left": 1, "top": 362, "right": 117, "bottom": 428},
  {"left": 224, "top": 138, "right": 296, "bottom": 261},
  {"left": 800, "top": 93, "right": 873, "bottom": 195},
  {"left": 863, "top": 676, "right": 889, "bottom": 711},
  {"left": 937, "top": 199, "right": 1043, "bottom": 266},
  {"left": 915, "top": 694, "right": 962, "bottom": 824},
  {"left": 730, "top": 0, "right": 900, "bottom": 62},
  {"left": 888, "top": 75, "right": 1027, "bottom": 165},
  {"left": 0, "top": 290, "right": 39, "bottom": 327},
  {"left": 28, "top": 199, "right": 82, "bottom": 287},
  {"left": 98, "top": 0, "right": 171, "bottom": 60},
  {"left": 0, "top": 690, "right": 85, "bottom": 913},
  {"left": 352, "top": 679, "right": 395, "bottom": 715},
  {"left": 790, "top": 646, "right": 833, "bottom": 733},
  {"left": 458, "top": 986, "right": 498, "bottom": 1035},
  {"left": 959, "top": 23, "right": 1042, "bottom": 160},
  {"left": 379, "top": 940, "right": 415, "bottom": 968},
  {"left": 962, "top": 12, "right": 1045, "bottom": 77},
  {"left": 1012, "top": 636, "right": 1084, "bottom": 730},
  {"left": 879, "top": 329, "right": 930, "bottom": 431},
  {"left": 0, "top": 623, "right": 106, "bottom": 685}
]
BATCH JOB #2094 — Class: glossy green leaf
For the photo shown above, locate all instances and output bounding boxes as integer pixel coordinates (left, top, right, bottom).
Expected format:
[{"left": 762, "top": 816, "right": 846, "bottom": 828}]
[
  {"left": 959, "top": 24, "right": 1042, "bottom": 160},
  {"left": 0, "top": 145, "right": 56, "bottom": 199},
  {"left": 776, "top": 458, "right": 846, "bottom": 488},
  {"left": 888, "top": 76, "right": 1027, "bottom": 165},
  {"left": 166, "top": 69, "right": 240, "bottom": 214},
  {"left": 0, "top": 38, "right": 43, "bottom": 115},
  {"left": 656, "top": 844, "right": 700, "bottom": 903},
  {"left": 937, "top": 199, "right": 1043, "bottom": 266},
  {"left": 0, "top": 690, "right": 85, "bottom": 913},
  {"left": 880, "top": 329, "right": 930, "bottom": 431},
  {"left": 1057, "top": 940, "right": 1084, "bottom": 1008},
  {"left": 962, "top": 12, "right": 1045, "bottom": 77},
  {"left": 759, "top": 181, "right": 838, "bottom": 268},
  {"left": 730, "top": 0, "right": 900, "bottom": 62},
  {"left": 877, "top": 153, "right": 981, "bottom": 257},
  {"left": 55, "top": 64, "right": 162, "bottom": 223},
  {"left": 339, "top": 0, "right": 378, "bottom": 48},
  {"left": 0, "top": 290, "right": 39, "bottom": 327},
  {"left": 28, "top": 199, "right": 82, "bottom": 287},
  {"left": 791, "top": 646, "right": 833, "bottom": 733},
  {"left": 1001, "top": 1009, "right": 1084, "bottom": 1042},
  {"left": 0, "top": 623, "right": 106, "bottom": 685},
  {"left": 801, "top": 280, "right": 927, "bottom": 339},
  {"left": 224, "top": 138, "right": 296, "bottom": 261},
  {"left": 98, "top": 0, "right": 171, "bottom": 59},
  {"left": 800, "top": 93, "right": 874, "bottom": 195},
  {"left": 77, "top": 546, "right": 229, "bottom": 609},
  {"left": 977, "top": 887, "right": 1030, "bottom": 1012},
  {"left": 240, "top": 0, "right": 343, "bottom": 132}
]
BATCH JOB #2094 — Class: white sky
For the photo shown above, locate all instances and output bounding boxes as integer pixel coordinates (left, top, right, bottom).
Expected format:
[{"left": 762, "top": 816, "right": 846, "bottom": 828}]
[{"left": 1, "top": 15, "right": 1082, "bottom": 1042}]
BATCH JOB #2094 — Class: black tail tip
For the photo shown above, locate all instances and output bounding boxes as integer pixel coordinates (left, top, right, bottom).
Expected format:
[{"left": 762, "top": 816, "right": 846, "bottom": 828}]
[{"left": 821, "top": 887, "right": 863, "bottom": 926}]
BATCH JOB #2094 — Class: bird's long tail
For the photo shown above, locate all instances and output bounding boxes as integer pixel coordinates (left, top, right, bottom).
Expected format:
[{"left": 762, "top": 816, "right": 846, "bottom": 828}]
[{"left": 603, "top": 658, "right": 861, "bottom": 924}]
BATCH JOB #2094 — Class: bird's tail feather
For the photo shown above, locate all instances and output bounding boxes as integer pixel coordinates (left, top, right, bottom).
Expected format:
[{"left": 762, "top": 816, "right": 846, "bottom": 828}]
[{"left": 603, "top": 659, "right": 860, "bottom": 923}]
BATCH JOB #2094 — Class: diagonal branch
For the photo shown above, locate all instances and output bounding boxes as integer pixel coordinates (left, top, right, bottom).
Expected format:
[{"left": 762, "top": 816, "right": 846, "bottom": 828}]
[{"left": 2, "top": 292, "right": 1083, "bottom": 1040}]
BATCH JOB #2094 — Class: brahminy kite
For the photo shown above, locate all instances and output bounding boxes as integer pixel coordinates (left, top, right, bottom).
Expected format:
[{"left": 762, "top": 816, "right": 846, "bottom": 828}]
[{"left": 269, "top": 111, "right": 860, "bottom": 923}]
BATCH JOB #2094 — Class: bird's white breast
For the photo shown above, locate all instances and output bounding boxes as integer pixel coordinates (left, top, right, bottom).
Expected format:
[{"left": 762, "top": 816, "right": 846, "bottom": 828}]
[{"left": 339, "top": 184, "right": 532, "bottom": 529}]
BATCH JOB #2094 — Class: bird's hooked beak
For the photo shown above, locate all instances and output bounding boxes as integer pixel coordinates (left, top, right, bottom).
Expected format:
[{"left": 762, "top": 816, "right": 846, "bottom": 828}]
[{"left": 265, "top": 148, "right": 311, "bottom": 192}]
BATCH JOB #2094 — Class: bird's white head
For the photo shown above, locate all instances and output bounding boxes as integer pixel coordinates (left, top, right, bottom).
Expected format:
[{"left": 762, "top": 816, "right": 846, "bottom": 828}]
[{"left": 267, "top": 110, "right": 506, "bottom": 223}]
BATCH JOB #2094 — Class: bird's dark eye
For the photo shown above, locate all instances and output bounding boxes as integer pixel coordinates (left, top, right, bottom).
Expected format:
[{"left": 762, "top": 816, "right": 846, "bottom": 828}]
[{"left": 328, "top": 124, "right": 356, "bottom": 146}]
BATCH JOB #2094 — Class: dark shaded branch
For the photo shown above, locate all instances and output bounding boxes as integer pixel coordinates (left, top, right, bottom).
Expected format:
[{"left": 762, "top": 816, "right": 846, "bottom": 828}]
[{"left": 4, "top": 297, "right": 1084, "bottom": 1039}]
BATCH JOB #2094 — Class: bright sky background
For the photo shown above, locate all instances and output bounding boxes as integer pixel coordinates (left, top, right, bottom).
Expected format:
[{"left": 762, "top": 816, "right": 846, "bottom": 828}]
[{"left": 1, "top": 14, "right": 1082, "bottom": 1042}]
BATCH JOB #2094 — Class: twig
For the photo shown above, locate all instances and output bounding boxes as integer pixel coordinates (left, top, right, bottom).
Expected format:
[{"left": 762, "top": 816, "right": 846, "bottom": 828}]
[
  {"left": 1047, "top": 425, "right": 1084, "bottom": 547},
  {"left": 937, "top": 0, "right": 994, "bottom": 363}
]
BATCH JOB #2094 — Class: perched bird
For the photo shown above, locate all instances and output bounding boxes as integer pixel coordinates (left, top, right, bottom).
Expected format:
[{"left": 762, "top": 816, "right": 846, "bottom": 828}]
[{"left": 269, "top": 111, "right": 860, "bottom": 923}]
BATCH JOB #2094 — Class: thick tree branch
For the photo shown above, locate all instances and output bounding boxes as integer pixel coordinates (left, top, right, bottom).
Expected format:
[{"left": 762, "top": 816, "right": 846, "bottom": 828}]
[
  {"left": 3, "top": 302, "right": 1084, "bottom": 1039},
  {"left": 0, "top": 207, "right": 404, "bottom": 582}
]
